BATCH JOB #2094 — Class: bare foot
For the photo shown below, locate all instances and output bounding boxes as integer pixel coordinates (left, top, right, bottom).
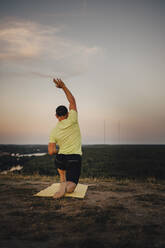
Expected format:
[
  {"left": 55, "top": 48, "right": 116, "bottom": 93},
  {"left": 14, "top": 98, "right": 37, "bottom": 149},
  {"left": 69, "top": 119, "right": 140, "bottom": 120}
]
[
  {"left": 66, "top": 181, "right": 76, "bottom": 193},
  {"left": 53, "top": 182, "right": 66, "bottom": 199}
]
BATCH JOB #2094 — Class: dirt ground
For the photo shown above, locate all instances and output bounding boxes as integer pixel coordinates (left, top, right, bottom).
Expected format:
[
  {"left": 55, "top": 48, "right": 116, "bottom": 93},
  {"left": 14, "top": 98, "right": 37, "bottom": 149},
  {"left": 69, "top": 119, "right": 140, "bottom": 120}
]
[{"left": 0, "top": 174, "right": 165, "bottom": 248}]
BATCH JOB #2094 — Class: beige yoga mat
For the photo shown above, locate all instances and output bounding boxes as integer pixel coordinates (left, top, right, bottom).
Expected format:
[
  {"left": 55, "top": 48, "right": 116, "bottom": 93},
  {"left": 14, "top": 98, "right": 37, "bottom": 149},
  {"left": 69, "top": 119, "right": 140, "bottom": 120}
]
[{"left": 34, "top": 183, "right": 88, "bottom": 199}]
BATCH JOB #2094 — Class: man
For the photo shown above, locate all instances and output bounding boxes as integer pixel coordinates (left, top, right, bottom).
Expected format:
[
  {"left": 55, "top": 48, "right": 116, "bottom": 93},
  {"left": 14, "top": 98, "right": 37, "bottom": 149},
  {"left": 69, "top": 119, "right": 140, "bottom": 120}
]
[{"left": 48, "top": 78, "right": 82, "bottom": 199}]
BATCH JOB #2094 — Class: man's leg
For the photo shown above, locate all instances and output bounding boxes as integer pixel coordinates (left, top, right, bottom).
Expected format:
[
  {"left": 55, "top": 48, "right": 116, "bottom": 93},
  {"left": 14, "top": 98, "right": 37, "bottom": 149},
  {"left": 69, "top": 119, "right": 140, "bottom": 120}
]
[
  {"left": 58, "top": 168, "right": 66, "bottom": 183},
  {"left": 53, "top": 169, "right": 66, "bottom": 199},
  {"left": 65, "top": 155, "right": 81, "bottom": 193},
  {"left": 53, "top": 154, "right": 81, "bottom": 197}
]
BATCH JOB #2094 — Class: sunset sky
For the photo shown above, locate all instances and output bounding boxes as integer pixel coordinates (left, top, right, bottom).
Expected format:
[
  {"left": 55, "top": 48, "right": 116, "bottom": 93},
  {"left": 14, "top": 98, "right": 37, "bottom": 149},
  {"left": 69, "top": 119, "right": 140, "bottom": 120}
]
[{"left": 0, "top": 0, "right": 165, "bottom": 144}]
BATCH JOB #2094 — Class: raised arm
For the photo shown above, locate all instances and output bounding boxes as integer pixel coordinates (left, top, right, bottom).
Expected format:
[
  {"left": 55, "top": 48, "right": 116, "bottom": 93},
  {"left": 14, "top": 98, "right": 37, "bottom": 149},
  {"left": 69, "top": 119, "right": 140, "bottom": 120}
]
[{"left": 53, "top": 78, "right": 77, "bottom": 111}]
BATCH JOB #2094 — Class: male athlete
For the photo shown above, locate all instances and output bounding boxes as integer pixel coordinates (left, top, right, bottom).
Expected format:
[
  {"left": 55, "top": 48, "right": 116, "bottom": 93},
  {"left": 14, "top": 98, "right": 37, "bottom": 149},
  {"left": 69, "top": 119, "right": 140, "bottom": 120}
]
[{"left": 48, "top": 78, "right": 82, "bottom": 199}]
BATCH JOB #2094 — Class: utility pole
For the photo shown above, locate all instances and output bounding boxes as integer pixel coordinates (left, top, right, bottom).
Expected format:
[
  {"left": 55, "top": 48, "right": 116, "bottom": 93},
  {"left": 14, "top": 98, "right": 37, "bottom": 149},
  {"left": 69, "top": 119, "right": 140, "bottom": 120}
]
[
  {"left": 118, "top": 120, "right": 121, "bottom": 144},
  {"left": 104, "top": 119, "right": 106, "bottom": 145}
]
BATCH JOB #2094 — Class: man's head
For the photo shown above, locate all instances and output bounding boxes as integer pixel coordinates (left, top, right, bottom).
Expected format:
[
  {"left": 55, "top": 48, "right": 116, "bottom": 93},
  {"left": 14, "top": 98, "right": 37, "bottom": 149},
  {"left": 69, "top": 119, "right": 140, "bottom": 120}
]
[{"left": 56, "top": 105, "right": 68, "bottom": 120}]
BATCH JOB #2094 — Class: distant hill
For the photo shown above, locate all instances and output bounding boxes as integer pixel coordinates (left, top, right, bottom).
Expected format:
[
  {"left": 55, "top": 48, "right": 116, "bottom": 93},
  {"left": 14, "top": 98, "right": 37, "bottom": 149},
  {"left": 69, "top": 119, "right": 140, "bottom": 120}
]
[
  {"left": 0, "top": 144, "right": 165, "bottom": 179},
  {"left": 0, "top": 144, "right": 48, "bottom": 154}
]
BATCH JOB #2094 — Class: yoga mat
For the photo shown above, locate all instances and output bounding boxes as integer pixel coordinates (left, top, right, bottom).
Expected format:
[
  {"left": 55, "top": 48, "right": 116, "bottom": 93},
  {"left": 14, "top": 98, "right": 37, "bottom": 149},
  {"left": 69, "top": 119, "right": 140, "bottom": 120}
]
[{"left": 34, "top": 183, "right": 88, "bottom": 199}]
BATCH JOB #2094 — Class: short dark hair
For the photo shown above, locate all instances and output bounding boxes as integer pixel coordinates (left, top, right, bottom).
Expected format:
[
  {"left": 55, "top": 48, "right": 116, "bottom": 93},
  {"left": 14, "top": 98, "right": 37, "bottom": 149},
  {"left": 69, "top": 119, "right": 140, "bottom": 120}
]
[{"left": 56, "top": 105, "right": 68, "bottom": 117}]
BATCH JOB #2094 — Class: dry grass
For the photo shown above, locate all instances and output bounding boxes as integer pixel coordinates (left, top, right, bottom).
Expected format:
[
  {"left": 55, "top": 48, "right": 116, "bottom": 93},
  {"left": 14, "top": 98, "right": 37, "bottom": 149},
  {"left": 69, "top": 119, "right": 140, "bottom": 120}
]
[{"left": 0, "top": 174, "right": 165, "bottom": 248}]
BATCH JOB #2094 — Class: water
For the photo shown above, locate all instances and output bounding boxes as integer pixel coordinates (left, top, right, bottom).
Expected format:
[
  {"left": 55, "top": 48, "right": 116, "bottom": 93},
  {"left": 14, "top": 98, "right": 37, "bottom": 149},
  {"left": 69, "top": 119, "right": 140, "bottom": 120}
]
[
  {"left": 11, "top": 153, "right": 47, "bottom": 157},
  {"left": 1, "top": 165, "right": 23, "bottom": 175}
]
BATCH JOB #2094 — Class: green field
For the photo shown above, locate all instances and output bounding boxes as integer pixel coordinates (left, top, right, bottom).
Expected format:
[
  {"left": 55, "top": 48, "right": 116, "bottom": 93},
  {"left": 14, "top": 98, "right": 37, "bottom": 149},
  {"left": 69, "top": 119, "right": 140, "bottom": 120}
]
[{"left": 0, "top": 145, "right": 165, "bottom": 179}]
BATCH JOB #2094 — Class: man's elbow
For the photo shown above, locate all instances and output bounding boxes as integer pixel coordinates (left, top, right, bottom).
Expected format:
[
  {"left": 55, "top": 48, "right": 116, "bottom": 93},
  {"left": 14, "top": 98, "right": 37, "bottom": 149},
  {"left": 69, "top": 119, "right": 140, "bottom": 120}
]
[
  {"left": 69, "top": 99, "right": 77, "bottom": 111},
  {"left": 71, "top": 97, "right": 76, "bottom": 105}
]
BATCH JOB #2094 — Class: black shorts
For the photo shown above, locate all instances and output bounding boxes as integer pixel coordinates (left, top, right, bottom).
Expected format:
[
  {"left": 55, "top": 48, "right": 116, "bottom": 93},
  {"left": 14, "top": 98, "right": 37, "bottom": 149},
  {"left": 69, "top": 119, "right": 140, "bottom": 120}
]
[{"left": 54, "top": 154, "right": 82, "bottom": 185}]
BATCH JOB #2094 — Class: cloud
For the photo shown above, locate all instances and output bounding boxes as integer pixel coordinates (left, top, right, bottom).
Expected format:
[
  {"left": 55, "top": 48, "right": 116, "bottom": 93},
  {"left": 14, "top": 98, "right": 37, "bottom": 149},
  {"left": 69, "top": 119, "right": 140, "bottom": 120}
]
[
  {"left": 0, "top": 18, "right": 101, "bottom": 78},
  {"left": 0, "top": 20, "right": 46, "bottom": 60}
]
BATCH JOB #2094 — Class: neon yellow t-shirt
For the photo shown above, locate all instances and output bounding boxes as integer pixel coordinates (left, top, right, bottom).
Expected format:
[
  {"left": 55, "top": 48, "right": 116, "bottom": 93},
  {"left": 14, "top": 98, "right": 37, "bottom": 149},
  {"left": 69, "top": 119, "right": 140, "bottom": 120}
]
[{"left": 49, "top": 110, "right": 82, "bottom": 155}]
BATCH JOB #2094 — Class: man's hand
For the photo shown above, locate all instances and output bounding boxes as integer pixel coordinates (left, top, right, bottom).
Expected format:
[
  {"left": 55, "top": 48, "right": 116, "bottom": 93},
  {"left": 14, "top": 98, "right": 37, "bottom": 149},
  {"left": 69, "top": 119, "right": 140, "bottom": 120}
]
[
  {"left": 53, "top": 78, "right": 77, "bottom": 111},
  {"left": 53, "top": 78, "right": 65, "bottom": 88}
]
